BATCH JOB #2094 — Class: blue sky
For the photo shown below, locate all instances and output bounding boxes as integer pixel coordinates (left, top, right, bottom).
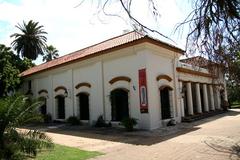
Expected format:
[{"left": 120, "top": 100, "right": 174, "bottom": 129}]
[
  {"left": 0, "top": 0, "right": 192, "bottom": 64},
  {"left": 0, "top": 0, "right": 22, "bottom": 5}
]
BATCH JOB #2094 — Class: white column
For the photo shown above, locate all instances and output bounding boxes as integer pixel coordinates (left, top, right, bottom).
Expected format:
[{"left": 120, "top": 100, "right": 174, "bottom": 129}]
[
  {"left": 195, "top": 83, "right": 202, "bottom": 113},
  {"left": 209, "top": 85, "right": 215, "bottom": 110},
  {"left": 202, "top": 84, "right": 209, "bottom": 112},
  {"left": 216, "top": 87, "right": 221, "bottom": 109},
  {"left": 223, "top": 82, "right": 228, "bottom": 102},
  {"left": 186, "top": 82, "right": 194, "bottom": 115},
  {"left": 179, "top": 81, "right": 185, "bottom": 117}
]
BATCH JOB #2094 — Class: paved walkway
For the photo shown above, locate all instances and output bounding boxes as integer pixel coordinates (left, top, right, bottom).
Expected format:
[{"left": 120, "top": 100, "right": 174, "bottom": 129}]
[{"left": 41, "top": 109, "right": 240, "bottom": 160}]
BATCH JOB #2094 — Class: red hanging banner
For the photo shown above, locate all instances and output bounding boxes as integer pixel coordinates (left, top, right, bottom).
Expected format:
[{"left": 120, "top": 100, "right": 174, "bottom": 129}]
[{"left": 138, "top": 68, "right": 148, "bottom": 113}]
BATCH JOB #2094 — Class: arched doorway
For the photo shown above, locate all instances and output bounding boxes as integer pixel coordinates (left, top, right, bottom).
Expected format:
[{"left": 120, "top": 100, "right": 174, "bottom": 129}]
[
  {"left": 77, "top": 93, "right": 89, "bottom": 120},
  {"left": 39, "top": 97, "right": 47, "bottom": 115},
  {"left": 111, "top": 89, "right": 129, "bottom": 121},
  {"left": 160, "top": 86, "right": 172, "bottom": 119},
  {"left": 55, "top": 95, "right": 65, "bottom": 119}
]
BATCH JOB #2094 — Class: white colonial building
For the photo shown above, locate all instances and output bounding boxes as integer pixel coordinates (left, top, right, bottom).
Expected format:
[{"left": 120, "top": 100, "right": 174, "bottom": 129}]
[{"left": 20, "top": 31, "right": 228, "bottom": 130}]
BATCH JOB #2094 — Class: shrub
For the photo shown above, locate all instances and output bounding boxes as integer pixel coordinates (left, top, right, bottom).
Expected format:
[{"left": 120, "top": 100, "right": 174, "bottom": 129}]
[
  {"left": 120, "top": 117, "right": 137, "bottom": 131},
  {"left": 0, "top": 94, "right": 53, "bottom": 159},
  {"left": 67, "top": 116, "right": 81, "bottom": 125},
  {"left": 167, "top": 118, "right": 176, "bottom": 126},
  {"left": 94, "top": 115, "right": 111, "bottom": 128},
  {"left": 43, "top": 113, "right": 52, "bottom": 123}
]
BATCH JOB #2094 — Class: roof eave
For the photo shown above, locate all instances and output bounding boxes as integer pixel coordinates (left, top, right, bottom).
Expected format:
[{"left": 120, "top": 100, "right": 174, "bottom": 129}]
[{"left": 21, "top": 36, "right": 184, "bottom": 78}]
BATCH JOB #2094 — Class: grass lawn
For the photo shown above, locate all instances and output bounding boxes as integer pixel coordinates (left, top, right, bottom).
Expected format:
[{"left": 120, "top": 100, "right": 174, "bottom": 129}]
[
  {"left": 231, "top": 104, "right": 240, "bottom": 108},
  {"left": 34, "top": 144, "right": 102, "bottom": 160},
  {"left": 230, "top": 102, "right": 240, "bottom": 108}
]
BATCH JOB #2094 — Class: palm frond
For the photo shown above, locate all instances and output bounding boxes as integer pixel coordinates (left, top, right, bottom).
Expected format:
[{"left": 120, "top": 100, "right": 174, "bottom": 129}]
[
  {"left": 11, "top": 20, "right": 48, "bottom": 60},
  {"left": 0, "top": 94, "right": 53, "bottom": 159},
  {"left": 18, "top": 130, "right": 53, "bottom": 156}
]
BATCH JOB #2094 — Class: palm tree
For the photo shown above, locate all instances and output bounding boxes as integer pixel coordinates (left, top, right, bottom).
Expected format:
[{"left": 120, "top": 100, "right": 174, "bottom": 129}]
[
  {"left": 0, "top": 94, "right": 53, "bottom": 159},
  {"left": 11, "top": 20, "right": 47, "bottom": 60},
  {"left": 42, "top": 45, "right": 59, "bottom": 62}
]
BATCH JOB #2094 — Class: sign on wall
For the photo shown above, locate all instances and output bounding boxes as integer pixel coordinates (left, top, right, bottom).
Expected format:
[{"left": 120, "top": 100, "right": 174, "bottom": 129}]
[{"left": 138, "top": 68, "right": 148, "bottom": 113}]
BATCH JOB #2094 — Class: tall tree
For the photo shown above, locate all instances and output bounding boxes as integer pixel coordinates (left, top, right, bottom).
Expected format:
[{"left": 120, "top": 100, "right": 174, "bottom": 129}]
[
  {"left": 11, "top": 20, "right": 47, "bottom": 60},
  {"left": 177, "top": 0, "right": 240, "bottom": 63},
  {"left": 78, "top": 0, "right": 240, "bottom": 79},
  {"left": 0, "top": 44, "right": 34, "bottom": 97},
  {"left": 78, "top": 0, "right": 239, "bottom": 50},
  {"left": 0, "top": 44, "right": 20, "bottom": 97},
  {"left": 42, "top": 45, "right": 59, "bottom": 62}
]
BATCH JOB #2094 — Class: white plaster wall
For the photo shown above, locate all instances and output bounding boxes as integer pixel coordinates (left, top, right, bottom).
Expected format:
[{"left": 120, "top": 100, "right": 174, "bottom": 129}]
[
  {"left": 145, "top": 48, "right": 178, "bottom": 129},
  {"left": 20, "top": 43, "right": 181, "bottom": 130},
  {"left": 103, "top": 49, "right": 145, "bottom": 128},
  {"left": 73, "top": 62, "right": 103, "bottom": 124},
  {"left": 178, "top": 72, "right": 215, "bottom": 84},
  {"left": 36, "top": 76, "right": 52, "bottom": 114},
  {"left": 20, "top": 41, "right": 227, "bottom": 130},
  {"left": 21, "top": 44, "right": 149, "bottom": 129},
  {"left": 52, "top": 70, "right": 73, "bottom": 119}
]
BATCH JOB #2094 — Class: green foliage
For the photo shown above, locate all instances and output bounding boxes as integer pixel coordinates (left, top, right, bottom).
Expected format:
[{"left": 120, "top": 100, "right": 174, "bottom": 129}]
[
  {"left": 11, "top": 20, "right": 47, "bottom": 60},
  {"left": 19, "top": 57, "right": 35, "bottom": 71},
  {"left": 178, "top": 0, "right": 240, "bottom": 76},
  {"left": 0, "top": 44, "right": 20, "bottom": 97},
  {"left": 42, "top": 45, "right": 59, "bottom": 62},
  {"left": 226, "top": 45, "right": 240, "bottom": 104},
  {"left": 94, "top": 115, "right": 111, "bottom": 128},
  {"left": 67, "top": 116, "right": 81, "bottom": 125},
  {"left": 0, "top": 44, "right": 34, "bottom": 97},
  {"left": 43, "top": 113, "right": 52, "bottom": 123},
  {"left": 227, "top": 46, "right": 240, "bottom": 85},
  {"left": 227, "top": 82, "right": 240, "bottom": 104},
  {"left": 0, "top": 94, "right": 53, "bottom": 159},
  {"left": 120, "top": 117, "right": 137, "bottom": 131}
]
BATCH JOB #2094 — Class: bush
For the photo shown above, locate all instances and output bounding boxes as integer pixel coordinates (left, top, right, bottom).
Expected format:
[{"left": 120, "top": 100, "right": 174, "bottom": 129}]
[
  {"left": 120, "top": 117, "right": 137, "bottom": 131},
  {"left": 167, "top": 118, "right": 176, "bottom": 126},
  {"left": 0, "top": 94, "right": 53, "bottom": 159},
  {"left": 94, "top": 115, "right": 111, "bottom": 128},
  {"left": 43, "top": 113, "right": 52, "bottom": 123},
  {"left": 67, "top": 116, "right": 81, "bottom": 125}
]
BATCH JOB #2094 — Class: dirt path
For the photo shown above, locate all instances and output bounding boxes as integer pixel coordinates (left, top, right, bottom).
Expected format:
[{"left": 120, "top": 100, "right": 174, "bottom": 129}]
[{"left": 44, "top": 109, "right": 240, "bottom": 160}]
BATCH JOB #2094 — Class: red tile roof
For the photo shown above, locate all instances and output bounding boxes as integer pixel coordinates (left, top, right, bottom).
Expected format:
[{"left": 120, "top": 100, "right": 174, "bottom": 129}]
[{"left": 21, "top": 31, "right": 184, "bottom": 77}]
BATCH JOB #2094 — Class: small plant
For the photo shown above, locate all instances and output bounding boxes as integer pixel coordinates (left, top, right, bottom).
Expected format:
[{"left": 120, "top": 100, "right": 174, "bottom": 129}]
[
  {"left": 94, "top": 115, "right": 111, "bottom": 128},
  {"left": 0, "top": 94, "right": 53, "bottom": 159},
  {"left": 120, "top": 117, "right": 137, "bottom": 131},
  {"left": 43, "top": 113, "right": 52, "bottom": 123},
  {"left": 167, "top": 118, "right": 176, "bottom": 126},
  {"left": 67, "top": 116, "right": 81, "bottom": 125}
]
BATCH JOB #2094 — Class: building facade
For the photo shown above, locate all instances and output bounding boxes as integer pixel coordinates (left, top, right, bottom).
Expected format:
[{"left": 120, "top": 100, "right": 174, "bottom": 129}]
[{"left": 20, "top": 31, "right": 228, "bottom": 130}]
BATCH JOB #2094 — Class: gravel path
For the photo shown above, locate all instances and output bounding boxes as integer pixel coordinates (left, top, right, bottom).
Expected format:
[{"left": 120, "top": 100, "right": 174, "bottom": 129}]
[{"left": 42, "top": 109, "right": 240, "bottom": 160}]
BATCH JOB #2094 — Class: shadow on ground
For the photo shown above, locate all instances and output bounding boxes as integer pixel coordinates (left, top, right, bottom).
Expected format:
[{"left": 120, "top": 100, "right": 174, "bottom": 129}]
[
  {"left": 203, "top": 136, "right": 240, "bottom": 160},
  {"left": 23, "top": 109, "right": 240, "bottom": 146}
]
